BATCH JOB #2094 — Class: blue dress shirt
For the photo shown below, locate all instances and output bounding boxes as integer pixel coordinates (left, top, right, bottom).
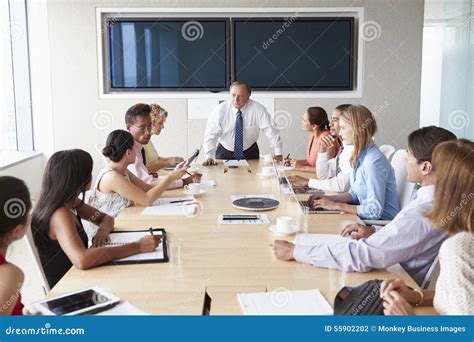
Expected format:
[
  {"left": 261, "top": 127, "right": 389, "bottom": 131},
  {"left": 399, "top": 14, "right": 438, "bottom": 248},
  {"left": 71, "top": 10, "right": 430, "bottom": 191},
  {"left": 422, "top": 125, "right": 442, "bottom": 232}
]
[{"left": 348, "top": 142, "right": 400, "bottom": 220}]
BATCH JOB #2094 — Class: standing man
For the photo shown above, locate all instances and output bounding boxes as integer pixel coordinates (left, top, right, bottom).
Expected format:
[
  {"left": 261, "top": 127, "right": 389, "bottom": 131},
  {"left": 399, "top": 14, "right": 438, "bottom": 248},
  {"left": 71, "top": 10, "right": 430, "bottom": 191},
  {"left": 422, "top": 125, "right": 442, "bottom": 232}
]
[{"left": 202, "top": 81, "right": 283, "bottom": 165}]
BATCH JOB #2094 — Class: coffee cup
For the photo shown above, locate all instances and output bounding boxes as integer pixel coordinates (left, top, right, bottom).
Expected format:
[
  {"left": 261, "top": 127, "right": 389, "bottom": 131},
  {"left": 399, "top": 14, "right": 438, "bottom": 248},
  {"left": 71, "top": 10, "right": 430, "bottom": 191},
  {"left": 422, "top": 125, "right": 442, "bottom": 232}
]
[
  {"left": 261, "top": 166, "right": 274, "bottom": 176},
  {"left": 262, "top": 154, "right": 272, "bottom": 163},
  {"left": 184, "top": 183, "right": 201, "bottom": 194},
  {"left": 276, "top": 216, "right": 294, "bottom": 233}
]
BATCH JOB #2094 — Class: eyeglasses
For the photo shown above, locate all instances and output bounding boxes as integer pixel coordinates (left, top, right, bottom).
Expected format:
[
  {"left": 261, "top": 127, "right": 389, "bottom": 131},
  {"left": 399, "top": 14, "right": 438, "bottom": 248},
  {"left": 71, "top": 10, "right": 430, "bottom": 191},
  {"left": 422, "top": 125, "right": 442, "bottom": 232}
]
[{"left": 132, "top": 124, "right": 152, "bottom": 133}]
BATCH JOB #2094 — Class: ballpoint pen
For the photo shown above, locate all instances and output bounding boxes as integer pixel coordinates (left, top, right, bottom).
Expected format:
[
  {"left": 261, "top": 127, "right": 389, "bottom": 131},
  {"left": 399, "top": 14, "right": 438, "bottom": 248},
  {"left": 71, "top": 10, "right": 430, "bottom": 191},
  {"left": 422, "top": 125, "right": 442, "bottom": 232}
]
[
  {"left": 170, "top": 199, "right": 194, "bottom": 204},
  {"left": 149, "top": 227, "right": 154, "bottom": 236}
]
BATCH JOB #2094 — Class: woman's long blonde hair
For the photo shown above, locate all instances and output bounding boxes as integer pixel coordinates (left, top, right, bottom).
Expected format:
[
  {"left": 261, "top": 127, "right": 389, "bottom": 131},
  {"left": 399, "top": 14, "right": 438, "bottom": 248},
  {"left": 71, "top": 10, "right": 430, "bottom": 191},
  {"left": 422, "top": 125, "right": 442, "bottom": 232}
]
[
  {"left": 149, "top": 104, "right": 168, "bottom": 127},
  {"left": 340, "top": 105, "right": 378, "bottom": 167},
  {"left": 424, "top": 139, "right": 474, "bottom": 234}
]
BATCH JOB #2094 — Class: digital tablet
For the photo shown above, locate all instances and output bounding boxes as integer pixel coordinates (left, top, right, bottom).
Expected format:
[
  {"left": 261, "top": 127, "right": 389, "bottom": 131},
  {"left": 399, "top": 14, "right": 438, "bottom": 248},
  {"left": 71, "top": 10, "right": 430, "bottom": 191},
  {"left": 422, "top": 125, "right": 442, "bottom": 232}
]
[
  {"left": 183, "top": 148, "right": 200, "bottom": 167},
  {"left": 32, "top": 287, "right": 120, "bottom": 315}
]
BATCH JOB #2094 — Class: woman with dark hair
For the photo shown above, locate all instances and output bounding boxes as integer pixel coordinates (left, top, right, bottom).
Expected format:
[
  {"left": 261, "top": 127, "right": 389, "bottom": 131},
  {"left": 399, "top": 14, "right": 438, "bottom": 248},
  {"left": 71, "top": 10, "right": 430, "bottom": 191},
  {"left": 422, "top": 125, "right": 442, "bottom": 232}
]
[
  {"left": 284, "top": 106, "right": 336, "bottom": 172},
  {"left": 0, "top": 176, "right": 32, "bottom": 315},
  {"left": 87, "top": 130, "right": 188, "bottom": 237},
  {"left": 32, "top": 149, "right": 162, "bottom": 288}
]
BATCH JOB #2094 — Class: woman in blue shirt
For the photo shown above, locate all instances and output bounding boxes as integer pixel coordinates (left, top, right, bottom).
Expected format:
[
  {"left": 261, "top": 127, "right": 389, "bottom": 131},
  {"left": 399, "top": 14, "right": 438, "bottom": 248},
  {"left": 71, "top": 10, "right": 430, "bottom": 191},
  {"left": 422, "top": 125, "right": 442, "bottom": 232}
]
[{"left": 309, "top": 105, "right": 400, "bottom": 220}]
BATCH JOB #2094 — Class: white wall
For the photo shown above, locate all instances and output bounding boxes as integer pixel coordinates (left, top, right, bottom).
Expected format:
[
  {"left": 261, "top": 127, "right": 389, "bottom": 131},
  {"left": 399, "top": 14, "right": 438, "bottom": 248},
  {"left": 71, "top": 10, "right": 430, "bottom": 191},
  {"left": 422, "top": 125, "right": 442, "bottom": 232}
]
[{"left": 27, "top": 0, "right": 425, "bottom": 180}]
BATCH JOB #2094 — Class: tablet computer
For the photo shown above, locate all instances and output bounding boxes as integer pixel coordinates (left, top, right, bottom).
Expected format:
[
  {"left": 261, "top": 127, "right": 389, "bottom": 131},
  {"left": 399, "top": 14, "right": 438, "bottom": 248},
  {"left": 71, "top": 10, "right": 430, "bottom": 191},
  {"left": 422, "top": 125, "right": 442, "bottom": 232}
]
[
  {"left": 32, "top": 287, "right": 120, "bottom": 315},
  {"left": 183, "top": 148, "right": 200, "bottom": 167}
]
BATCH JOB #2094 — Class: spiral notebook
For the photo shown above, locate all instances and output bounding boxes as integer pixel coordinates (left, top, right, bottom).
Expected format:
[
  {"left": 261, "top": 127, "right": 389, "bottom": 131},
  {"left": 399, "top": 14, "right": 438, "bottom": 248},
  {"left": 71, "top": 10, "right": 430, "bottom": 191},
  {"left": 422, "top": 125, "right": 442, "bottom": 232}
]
[{"left": 105, "top": 229, "right": 169, "bottom": 264}]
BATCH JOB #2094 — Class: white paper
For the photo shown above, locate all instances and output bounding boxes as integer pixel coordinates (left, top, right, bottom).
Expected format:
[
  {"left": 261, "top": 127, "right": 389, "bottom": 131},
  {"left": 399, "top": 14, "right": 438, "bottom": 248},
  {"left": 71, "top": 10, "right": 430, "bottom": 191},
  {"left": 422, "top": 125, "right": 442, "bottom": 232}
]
[
  {"left": 295, "top": 233, "right": 350, "bottom": 246},
  {"left": 105, "top": 230, "right": 165, "bottom": 262},
  {"left": 276, "top": 165, "right": 295, "bottom": 171},
  {"left": 238, "top": 289, "right": 333, "bottom": 315},
  {"left": 200, "top": 179, "right": 216, "bottom": 188},
  {"left": 218, "top": 214, "right": 270, "bottom": 225},
  {"left": 224, "top": 160, "right": 249, "bottom": 167},
  {"left": 142, "top": 196, "right": 197, "bottom": 216},
  {"left": 96, "top": 302, "right": 148, "bottom": 316}
]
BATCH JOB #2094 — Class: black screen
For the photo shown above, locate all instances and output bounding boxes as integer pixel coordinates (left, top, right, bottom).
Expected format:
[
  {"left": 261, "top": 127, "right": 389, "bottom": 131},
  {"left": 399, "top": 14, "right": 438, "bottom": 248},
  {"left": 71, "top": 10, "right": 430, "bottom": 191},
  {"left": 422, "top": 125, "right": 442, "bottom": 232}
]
[
  {"left": 45, "top": 289, "right": 108, "bottom": 315},
  {"left": 233, "top": 18, "right": 354, "bottom": 90},
  {"left": 108, "top": 19, "right": 229, "bottom": 90}
]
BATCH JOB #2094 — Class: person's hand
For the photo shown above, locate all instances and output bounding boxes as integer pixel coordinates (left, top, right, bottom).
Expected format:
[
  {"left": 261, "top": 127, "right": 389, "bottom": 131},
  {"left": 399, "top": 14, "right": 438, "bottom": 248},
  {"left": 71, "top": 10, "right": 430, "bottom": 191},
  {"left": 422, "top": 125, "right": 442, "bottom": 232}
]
[
  {"left": 168, "top": 156, "right": 184, "bottom": 165},
  {"left": 202, "top": 158, "right": 218, "bottom": 166},
  {"left": 380, "top": 279, "right": 421, "bottom": 305},
  {"left": 312, "top": 198, "right": 339, "bottom": 210},
  {"left": 293, "top": 160, "right": 306, "bottom": 170},
  {"left": 91, "top": 228, "right": 110, "bottom": 247},
  {"left": 382, "top": 291, "right": 415, "bottom": 315},
  {"left": 272, "top": 240, "right": 295, "bottom": 261},
  {"left": 288, "top": 175, "right": 309, "bottom": 187},
  {"left": 183, "top": 172, "right": 202, "bottom": 186},
  {"left": 308, "top": 194, "right": 326, "bottom": 207},
  {"left": 169, "top": 162, "right": 188, "bottom": 180},
  {"left": 319, "top": 135, "right": 336, "bottom": 153},
  {"left": 137, "top": 235, "right": 161, "bottom": 253},
  {"left": 340, "top": 224, "right": 375, "bottom": 240},
  {"left": 283, "top": 158, "right": 293, "bottom": 167},
  {"left": 273, "top": 155, "right": 283, "bottom": 162}
]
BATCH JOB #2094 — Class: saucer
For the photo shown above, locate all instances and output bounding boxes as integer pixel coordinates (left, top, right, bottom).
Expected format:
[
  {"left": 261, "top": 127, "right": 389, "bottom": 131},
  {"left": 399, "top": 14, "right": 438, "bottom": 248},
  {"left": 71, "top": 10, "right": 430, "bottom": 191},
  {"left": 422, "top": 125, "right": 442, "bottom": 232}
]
[
  {"left": 268, "top": 224, "right": 300, "bottom": 236},
  {"left": 183, "top": 189, "right": 206, "bottom": 196}
]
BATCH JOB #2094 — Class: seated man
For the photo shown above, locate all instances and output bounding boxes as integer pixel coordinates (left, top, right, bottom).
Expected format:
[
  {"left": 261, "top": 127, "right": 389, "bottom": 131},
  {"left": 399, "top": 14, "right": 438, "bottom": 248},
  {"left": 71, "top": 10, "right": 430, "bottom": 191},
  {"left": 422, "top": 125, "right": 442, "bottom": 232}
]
[
  {"left": 273, "top": 126, "right": 457, "bottom": 285},
  {"left": 202, "top": 81, "right": 283, "bottom": 165},
  {"left": 288, "top": 104, "right": 352, "bottom": 192},
  {"left": 125, "top": 103, "right": 199, "bottom": 187}
]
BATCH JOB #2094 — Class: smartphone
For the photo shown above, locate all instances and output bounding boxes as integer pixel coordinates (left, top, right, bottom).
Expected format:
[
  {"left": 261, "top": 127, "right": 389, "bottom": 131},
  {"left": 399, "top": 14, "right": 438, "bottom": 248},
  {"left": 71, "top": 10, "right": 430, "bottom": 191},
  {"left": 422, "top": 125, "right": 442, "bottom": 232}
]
[{"left": 183, "top": 149, "right": 200, "bottom": 167}]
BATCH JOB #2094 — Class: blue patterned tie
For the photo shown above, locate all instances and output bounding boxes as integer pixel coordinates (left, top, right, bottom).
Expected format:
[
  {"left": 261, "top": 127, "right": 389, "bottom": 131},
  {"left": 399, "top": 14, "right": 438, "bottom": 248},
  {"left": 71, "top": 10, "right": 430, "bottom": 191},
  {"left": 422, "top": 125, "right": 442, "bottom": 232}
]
[{"left": 234, "top": 110, "right": 244, "bottom": 160}]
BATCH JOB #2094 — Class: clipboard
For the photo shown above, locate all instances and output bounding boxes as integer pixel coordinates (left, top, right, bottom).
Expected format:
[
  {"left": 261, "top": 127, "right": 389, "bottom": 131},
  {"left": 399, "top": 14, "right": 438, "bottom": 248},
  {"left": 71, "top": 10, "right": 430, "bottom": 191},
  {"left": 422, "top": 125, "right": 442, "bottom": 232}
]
[{"left": 106, "top": 228, "right": 169, "bottom": 265}]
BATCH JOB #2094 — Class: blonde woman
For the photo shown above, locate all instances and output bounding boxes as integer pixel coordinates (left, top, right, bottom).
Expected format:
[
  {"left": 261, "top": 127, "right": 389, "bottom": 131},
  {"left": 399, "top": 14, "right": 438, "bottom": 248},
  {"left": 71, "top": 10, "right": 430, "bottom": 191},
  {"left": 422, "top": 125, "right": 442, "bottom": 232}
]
[
  {"left": 308, "top": 105, "right": 400, "bottom": 220},
  {"left": 381, "top": 139, "right": 474, "bottom": 315},
  {"left": 144, "top": 104, "right": 185, "bottom": 173}
]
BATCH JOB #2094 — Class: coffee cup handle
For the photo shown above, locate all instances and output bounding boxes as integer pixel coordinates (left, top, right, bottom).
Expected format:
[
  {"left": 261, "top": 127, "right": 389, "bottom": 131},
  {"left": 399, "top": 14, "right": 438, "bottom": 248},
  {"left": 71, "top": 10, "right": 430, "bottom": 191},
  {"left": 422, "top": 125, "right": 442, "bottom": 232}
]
[{"left": 184, "top": 185, "right": 189, "bottom": 191}]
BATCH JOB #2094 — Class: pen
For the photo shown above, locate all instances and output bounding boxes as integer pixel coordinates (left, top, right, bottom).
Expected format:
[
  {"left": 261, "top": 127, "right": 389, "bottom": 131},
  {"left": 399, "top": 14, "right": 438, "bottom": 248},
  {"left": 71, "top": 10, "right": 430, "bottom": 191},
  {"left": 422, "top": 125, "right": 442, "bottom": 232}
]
[
  {"left": 285, "top": 153, "right": 291, "bottom": 159},
  {"left": 149, "top": 228, "right": 154, "bottom": 236},
  {"left": 170, "top": 199, "right": 194, "bottom": 204}
]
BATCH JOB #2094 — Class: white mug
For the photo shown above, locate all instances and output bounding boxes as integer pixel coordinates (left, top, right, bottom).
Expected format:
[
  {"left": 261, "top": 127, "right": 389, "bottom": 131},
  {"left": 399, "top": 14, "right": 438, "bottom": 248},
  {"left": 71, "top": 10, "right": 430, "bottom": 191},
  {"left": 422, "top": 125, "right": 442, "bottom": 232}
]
[
  {"left": 262, "top": 154, "right": 272, "bottom": 163},
  {"left": 276, "top": 216, "right": 294, "bottom": 233},
  {"left": 261, "top": 166, "right": 274, "bottom": 176},
  {"left": 184, "top": 183, "right": 201, "bottom": 194}
]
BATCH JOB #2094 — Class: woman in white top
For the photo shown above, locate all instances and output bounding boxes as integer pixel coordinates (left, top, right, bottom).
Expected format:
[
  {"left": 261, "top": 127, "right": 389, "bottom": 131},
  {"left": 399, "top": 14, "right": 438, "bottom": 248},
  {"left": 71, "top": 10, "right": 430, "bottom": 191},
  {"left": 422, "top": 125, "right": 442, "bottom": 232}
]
[
  {"left": 88, "top": 129, "right": 187, "bottom": 237},
  {"left": 381, "top": 139, "right": 474, "bottom": 315}
]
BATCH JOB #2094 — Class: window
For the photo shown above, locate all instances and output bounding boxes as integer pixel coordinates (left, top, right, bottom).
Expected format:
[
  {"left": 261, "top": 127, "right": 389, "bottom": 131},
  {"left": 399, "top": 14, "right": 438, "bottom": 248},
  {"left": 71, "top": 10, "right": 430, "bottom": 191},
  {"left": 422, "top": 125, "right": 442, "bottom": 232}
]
[
  {"left": 104, "top": 16, "right": 355, "bottom": 92},
  {"left": 0, "top": 0, "right": 33, "bottom": 151}
]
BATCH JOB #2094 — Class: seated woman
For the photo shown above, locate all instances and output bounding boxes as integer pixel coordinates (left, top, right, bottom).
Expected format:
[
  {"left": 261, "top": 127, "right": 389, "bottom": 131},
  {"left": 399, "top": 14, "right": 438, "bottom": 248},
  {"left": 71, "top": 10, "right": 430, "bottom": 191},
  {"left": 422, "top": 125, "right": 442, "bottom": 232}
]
[
  {"left": 32, "top": 149, "right": 162, "bottom": 288},
  {"left": 0, "top": 176, "right": 32, "bottom": 315},
  {"left": 309, "top": 105, "right": 400, "bottom": 220},
  {"left": 284, "top": 106, "right": 337, "bottom": 172},
  {"left": 88, "top": 130, "right": 188, "bottom": 234},
  {"left": 381, "top": 139, "right": 473, "bottom": 315},
  {"left": 143, "top": 104, "right": 185, "bottom": 173}
]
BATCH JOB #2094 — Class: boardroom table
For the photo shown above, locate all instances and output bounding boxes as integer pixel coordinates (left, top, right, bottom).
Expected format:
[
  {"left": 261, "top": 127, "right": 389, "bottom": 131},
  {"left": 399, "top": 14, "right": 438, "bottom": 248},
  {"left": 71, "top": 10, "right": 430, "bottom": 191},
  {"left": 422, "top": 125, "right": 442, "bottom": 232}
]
[{"left": 49, "top": 160, "right": 436, "bottom": 315}]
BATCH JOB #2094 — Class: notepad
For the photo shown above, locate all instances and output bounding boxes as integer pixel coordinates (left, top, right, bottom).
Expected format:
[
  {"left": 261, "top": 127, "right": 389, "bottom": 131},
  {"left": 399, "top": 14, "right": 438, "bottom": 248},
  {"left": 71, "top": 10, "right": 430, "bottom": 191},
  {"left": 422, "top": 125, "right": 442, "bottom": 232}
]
[
  {"left": 200, "top": 179, "right": 216, "bottom": 188},
  {"left": 224, "top": 160, "right": 249, "bottom": 167},
  {"left": 105, "top": 229, "right": 168, "bottom": 264},
  {"left": 218, "top": 214, "right": 270, "bottom": 224},
  {"left": 142, "top": 196, "right": 197, "bottom": 216},
  {"left": 295, "top": 233, "right": 351, "bottom": 245},
  {"left": 238, "top": 289, "right": 333, "bottom": 315}
]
